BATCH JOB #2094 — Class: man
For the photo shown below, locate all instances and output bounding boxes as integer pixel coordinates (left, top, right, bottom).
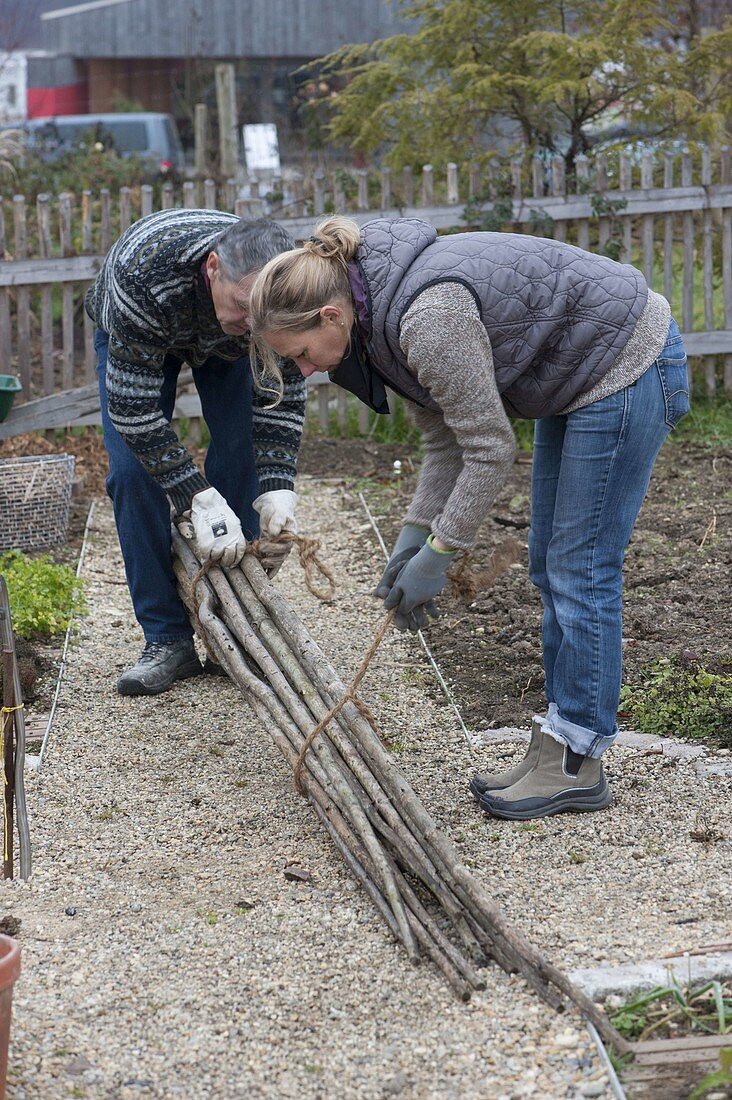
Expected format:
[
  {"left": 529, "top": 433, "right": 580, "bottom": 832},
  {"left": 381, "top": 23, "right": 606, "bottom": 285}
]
[{"left": 86, "top": 209, "right": 306, "bottom": 696}]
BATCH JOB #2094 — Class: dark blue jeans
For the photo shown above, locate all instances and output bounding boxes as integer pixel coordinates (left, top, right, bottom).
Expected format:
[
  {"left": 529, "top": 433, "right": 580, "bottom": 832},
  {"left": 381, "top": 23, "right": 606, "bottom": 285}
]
[
  {"left": 528, "top": 319, "right": 690, "bottom": 757},
  {"left": 95, "top": 329, "right": 260, "bottom": 642}
]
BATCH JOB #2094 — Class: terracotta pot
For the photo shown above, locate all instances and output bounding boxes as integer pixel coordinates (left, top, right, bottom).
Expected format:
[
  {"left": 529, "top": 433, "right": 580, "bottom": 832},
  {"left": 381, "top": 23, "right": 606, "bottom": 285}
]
[{"left": 0, "top": 935, "right": 20, "bottom": 1100}]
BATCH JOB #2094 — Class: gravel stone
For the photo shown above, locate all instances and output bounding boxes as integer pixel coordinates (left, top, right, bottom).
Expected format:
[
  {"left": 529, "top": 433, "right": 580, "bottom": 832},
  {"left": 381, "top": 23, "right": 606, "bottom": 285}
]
[{"left": 6, "top": 479, "right": 730, "bottom": 1098}]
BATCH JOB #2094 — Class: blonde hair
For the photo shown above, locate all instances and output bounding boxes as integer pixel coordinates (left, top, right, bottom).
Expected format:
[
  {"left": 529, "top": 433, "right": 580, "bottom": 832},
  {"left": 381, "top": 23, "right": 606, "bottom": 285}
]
[{"left": 249, "top": 216, "right": 362, "bottom": 386}]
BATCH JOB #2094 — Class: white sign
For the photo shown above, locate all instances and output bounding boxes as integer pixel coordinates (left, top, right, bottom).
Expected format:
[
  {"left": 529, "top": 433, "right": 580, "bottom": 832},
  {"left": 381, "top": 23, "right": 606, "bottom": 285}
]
[
  {"left": 243, "top": 123, "right": 280, "bottom": 174},
  {"left": 0, "top": 53, "right": 27, "bottom": 124}
]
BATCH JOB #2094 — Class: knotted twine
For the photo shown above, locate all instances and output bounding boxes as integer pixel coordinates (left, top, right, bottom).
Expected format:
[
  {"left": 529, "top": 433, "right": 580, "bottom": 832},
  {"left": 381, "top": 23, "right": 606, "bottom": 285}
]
[{"left": 188, "top": 530, "right": 336, "bottom": 659}]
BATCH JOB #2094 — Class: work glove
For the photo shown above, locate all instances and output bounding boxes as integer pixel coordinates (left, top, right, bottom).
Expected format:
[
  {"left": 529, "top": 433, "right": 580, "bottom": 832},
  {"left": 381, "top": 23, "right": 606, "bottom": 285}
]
[
  {"left": 258, "top": 535, "right": 292, "bottom": 579},
  {"left": 253, "top": 489, "right": 298, "bottom": 537},
  {"left": 383, "top": 537, "right": 457, "bottom": 633},
  {"left": 189, "top": 486, "right": 247, "bottom": 567},
  {"left": 373, "top": 524, "right": 430, "bottom": 601}
]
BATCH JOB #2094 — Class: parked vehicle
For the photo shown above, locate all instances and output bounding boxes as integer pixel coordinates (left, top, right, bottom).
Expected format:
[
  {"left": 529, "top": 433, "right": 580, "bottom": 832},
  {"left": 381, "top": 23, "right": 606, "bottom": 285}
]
[{"left": 19, "top": 112, "right": 185, "bottom": 174}]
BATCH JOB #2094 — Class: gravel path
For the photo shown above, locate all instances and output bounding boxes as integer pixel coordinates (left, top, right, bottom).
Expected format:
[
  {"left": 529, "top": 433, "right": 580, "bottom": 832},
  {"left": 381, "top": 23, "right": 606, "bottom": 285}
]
[{"left": 4, "top": 475, "right": 730, "bottom": 1099}]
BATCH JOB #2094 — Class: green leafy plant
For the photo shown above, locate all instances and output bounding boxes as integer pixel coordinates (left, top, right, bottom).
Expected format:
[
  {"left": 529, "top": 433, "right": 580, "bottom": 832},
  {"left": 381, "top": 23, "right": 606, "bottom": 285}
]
[
  {"left": 620, "top": 653, "right": 732, "bottom": 747},
  {"left": 0, "top": 551, "right": 86, "bottom": 638},
  {"left": 611, "top": 975, "right": 732, "bottom": 1043}
]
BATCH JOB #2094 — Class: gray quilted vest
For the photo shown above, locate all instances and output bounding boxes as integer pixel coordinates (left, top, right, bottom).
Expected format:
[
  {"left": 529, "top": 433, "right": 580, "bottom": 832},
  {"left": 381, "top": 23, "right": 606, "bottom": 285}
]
[{"left": 355, "top": 218, "right": 649, "bottom": 418}]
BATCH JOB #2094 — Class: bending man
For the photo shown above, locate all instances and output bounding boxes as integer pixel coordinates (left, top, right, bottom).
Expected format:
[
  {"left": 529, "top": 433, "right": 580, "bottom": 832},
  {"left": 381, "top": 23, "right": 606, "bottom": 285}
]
[{"left": 86, "top": 209, "right": 305, "bottom": 696}]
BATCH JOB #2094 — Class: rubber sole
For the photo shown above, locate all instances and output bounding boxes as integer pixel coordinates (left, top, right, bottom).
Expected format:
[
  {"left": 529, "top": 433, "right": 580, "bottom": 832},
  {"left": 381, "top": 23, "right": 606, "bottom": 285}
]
[
  {"left": 478, "top": 783, "right": 612, "bottom": 821},
  {"left": 116, "top": 659, "right": 204, "bottom": 697}
]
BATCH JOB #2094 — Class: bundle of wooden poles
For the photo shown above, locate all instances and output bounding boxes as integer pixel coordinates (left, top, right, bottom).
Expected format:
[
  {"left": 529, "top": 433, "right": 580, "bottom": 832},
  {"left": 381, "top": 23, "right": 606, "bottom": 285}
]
[{"left": 171, "top": 527, "right": 628, "bottom": 1055}]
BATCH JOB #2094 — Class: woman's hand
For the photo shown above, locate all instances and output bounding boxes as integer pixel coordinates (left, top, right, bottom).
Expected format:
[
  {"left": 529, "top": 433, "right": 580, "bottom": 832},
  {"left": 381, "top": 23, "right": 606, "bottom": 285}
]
[
  {"left": 373, "top": 524, "right": 430, "bottom": 600},
  {"left": 382, "top": 537, "right": 457, "bottom": 632}
]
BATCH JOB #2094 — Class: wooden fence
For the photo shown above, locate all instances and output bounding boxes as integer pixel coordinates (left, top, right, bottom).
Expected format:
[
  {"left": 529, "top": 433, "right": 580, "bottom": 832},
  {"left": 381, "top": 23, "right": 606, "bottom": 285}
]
[{"left": 0, "top": 147, "right": 731, "bottom": 440}]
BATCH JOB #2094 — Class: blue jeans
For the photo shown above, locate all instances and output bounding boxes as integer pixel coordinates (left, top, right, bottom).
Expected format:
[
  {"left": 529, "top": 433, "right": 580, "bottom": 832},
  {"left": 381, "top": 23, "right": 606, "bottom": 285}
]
[
  {"left": 95, "top": 329, "right": 260, "bottom": 642},
  {"left": 528, "top": 319, "right": 690, "bottom": 757}
]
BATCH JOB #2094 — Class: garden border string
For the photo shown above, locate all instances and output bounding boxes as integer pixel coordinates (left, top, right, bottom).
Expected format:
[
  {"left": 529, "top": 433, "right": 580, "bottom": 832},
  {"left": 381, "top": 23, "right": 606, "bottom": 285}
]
[{"left": 27, "top": 499, "right": 96, "bottom": 773}]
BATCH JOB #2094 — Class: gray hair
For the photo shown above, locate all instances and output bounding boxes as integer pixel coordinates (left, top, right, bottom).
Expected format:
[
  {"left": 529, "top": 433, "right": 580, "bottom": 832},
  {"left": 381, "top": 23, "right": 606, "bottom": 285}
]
[{"left": 213, "top": 218, "right": 294, "bottom": 282}]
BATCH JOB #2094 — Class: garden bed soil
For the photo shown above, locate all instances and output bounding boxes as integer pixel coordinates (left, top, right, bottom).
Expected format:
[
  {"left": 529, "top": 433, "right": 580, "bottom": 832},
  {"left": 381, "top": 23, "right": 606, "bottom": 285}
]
[
  {"left": 308, "top": 435, "right": 732, "bottom": 743},
  {"left": 2, "top": 428, "right": 730, "bottom": 747}
]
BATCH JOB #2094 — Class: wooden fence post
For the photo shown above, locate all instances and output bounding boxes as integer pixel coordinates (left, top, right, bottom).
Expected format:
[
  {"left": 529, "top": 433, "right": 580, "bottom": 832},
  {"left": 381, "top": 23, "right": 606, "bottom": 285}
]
[
  {"left": 141, "top": 184, "right": 154, "bottom": 217},
  {"left": 0, "top": 201, "right": 11, "bottom": 372},
  {"left": 721, "top": 147, "right": 732, "bottom": 395},
  {"left": 640, "top": 152, "right": 654, "bottom": 287},
  {"left": 215, "top": 63, "right": 239, "bottom": 179},
  {"left": 119, "top": 186, "right": 132, "bottom": 233},
  {"left": 82, "top": 189, "right": 93, "bottom": 252},
  {"left": 402, "top": 166, "right": 414, "bottom": 208},
  {"left": 663, "top": 153, "right": 675, "bottom": 307},
  {"left": 701, "top": 148, "right": 715, "bottom": 395},
  {"left": 421, "top": 165, "right": 434, "bottom": 207},
  {"left": 12, "top": 196, "right": 30, "bottom": 398},
  {"left": 447, "top": 162, "right": 459, "bottom": 205},
  {"left": 357, "top": 170, "right": 369, "bottom": 212},
  {"left": 101, "top": 188, "right": 112, "bottom": 252},
  {"left": 36, "top": 194, "right": 54, "bottom": 396},
  {"left": 204, "top": 178, "right": 217, "bottom": 210},
  {"left": 681, "top": 150, "right": 694, "bottom": 336},
  {"left": 59, "top": 193, "right": 74, "bottom": 390},
  {"left": 36, "top": 197, "right": 54, "bottom": 393},
  {"left": 575, "top": 155, "right": 590, "bottom": 251},
  {"left": 551, "top": 157, "right": 566, "bottom": 243},
  {"left": 194, "top": 102, "right": 208, "bottom": 179},
  {"left": 619, "top": 153, "right": 632, "bottom": 263}
]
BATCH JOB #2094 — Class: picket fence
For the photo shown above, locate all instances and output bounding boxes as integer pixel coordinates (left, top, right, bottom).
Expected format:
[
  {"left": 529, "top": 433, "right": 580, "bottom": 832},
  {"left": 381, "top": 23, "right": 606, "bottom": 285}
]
[{"left": 0, "top": 148, "right": 731, "bottom": 439}]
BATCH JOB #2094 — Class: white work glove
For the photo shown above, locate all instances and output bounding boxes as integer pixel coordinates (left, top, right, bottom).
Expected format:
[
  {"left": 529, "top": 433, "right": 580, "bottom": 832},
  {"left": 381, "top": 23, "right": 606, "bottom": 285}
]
[
  {"left": 253, "top": 489, "right": 298, "bottom": 537},
  {"left": 189, "top": 487, "right": 247, "bottom": 567},
  {"left": 258, "top": 536, "right": 292, "bottom": 579}
]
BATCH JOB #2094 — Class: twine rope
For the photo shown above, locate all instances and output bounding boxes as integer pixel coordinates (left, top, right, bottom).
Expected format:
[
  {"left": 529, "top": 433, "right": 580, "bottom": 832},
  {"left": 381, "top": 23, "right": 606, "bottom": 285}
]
[
  {"left": 182, "top": 529, "right": 393, "bottom": 796},
  {"left": 187, "top": 531, "right": 337, "bottom": 665},
  {"left": 0, "top": 704, "right": 22, "bottom": 863},
  {"left": 293, "top": 610, "right": 395, "bottom": 795}
]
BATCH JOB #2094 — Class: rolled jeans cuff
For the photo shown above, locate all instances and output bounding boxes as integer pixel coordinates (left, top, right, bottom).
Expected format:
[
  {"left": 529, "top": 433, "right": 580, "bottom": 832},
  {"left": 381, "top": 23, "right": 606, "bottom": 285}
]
[{"left": 542, "top": 709, "right": 617, "bottom": 759}]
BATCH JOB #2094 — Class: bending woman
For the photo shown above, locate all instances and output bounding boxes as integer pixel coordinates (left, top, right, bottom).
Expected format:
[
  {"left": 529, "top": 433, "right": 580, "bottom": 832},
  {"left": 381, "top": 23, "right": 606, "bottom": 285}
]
[{"left": 249, "top": 216, "right": 689, "bottom": 822}]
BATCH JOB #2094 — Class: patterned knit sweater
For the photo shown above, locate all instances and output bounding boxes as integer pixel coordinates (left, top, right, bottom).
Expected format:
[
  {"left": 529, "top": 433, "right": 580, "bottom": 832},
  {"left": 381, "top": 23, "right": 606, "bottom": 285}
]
[{"left": 85, "top": 208, "right": 306, "bottom": 515}]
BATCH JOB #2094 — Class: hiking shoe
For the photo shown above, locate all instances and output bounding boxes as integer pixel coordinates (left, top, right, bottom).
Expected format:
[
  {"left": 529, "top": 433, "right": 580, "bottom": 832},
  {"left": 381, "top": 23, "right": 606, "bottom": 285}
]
[
  {"left": 477, "top": 730, "right": 612, "bottom": 820},
  {"left": 117, "top": 640, "right": 203, "bottom": 696},
  {"left": 469, "top": 718, "right": 543, "bottom": 799}
]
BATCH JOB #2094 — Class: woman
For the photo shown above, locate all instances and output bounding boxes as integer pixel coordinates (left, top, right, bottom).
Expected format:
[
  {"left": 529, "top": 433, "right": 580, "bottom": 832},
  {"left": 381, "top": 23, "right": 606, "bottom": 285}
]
[{"left": 249, "top": 216, "right": 689, "bottom": 821}]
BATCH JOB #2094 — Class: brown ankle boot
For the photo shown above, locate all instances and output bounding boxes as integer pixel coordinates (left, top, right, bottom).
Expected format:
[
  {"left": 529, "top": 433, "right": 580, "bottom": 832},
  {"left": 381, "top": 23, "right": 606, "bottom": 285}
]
[{"left": 477, "top": 730, "right": 612, "bottom": 820}]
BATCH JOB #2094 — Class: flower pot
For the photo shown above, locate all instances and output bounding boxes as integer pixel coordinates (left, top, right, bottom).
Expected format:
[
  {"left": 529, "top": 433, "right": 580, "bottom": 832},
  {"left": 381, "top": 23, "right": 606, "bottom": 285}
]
[
  {"left": 0, "top": 935, "right": 20, "bottom": 1100},
  {"left": 0, "top": 377, "right": 22, "bottom": 424}
]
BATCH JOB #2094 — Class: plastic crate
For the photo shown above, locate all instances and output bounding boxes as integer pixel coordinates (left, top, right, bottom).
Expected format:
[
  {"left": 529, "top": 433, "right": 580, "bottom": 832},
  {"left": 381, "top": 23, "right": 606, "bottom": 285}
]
[{"left": 0, "top": 454, "right": 76, "bottom": 552}]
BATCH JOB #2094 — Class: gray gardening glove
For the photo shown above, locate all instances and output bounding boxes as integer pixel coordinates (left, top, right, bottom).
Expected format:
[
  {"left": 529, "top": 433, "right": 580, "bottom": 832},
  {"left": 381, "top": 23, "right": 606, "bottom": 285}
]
[
  {"left": 383, "top": 538, "right": 457, "bottom": 633},
  {"left": 373, "top": 524, "right": 430, "bottom": 601}
]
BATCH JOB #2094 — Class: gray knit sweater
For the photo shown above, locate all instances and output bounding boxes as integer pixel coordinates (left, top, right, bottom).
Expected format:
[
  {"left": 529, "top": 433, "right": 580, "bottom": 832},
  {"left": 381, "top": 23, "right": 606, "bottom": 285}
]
[{"left": 399, "top": 282, "right": 671, "bottom": 549}]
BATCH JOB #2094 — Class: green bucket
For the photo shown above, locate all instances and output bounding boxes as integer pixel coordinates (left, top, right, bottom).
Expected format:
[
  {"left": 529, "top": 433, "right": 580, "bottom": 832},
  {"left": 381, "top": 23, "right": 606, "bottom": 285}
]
[{"left": 0, "top": 376, "right": 22, "bottom": 423}]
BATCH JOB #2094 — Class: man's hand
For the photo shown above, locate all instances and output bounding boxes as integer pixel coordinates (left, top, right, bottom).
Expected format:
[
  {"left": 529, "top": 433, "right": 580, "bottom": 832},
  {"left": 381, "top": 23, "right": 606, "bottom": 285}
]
[
  {"left": 189, "top": 487, "right": 247, "bottom": 567},
  {"left": 253, "top": 490, "right": 298, "bottom": 537},
  {"left": 383, "top": 537, "right": 457, "bottom": 633},
  {"left": 373, "top": 524, "right": 430, "bottom": 600},
  {"left": 258, "top": 536, "right": 292, "bottom": 579}
]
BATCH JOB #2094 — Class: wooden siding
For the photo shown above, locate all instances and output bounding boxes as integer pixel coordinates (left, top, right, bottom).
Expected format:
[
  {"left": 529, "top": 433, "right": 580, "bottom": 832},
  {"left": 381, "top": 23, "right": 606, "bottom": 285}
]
[{"left": 41, "top": 0, "right": 410, "bottom": 60}]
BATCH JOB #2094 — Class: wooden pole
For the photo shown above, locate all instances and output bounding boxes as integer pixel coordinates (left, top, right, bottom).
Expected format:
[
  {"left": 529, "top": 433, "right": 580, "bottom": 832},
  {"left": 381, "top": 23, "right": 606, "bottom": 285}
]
[
  {"left": 215, "top": 64, "right": 238, "bottom": 179},
  {"left": 2, "top": 649, "right": 15, "bottom": 879},
  {"left": 194, "top": 103, "right": 208, "bottom": 179}
]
